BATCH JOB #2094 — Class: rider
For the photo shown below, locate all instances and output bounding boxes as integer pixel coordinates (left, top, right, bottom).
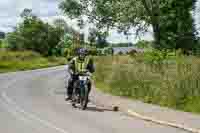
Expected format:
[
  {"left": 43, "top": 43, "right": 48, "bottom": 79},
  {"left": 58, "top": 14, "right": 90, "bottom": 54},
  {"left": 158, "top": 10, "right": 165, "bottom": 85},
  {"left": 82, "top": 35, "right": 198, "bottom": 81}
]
[{"left": 65, "top": 48, "right": 95, "bottom": 101}]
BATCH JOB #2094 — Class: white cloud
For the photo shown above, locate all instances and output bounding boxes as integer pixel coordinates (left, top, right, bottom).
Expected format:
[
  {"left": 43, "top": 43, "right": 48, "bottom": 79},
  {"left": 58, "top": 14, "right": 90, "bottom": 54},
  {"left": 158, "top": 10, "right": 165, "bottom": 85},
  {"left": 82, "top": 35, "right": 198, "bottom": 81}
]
[{"left": 0, "top": 0, "right": 60, "bottom": 32}]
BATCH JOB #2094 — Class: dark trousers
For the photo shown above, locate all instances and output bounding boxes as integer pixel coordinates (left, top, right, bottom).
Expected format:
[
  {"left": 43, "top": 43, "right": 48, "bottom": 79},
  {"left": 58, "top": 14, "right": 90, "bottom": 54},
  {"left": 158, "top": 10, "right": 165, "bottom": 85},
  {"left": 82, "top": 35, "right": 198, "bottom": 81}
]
[
  {"left": 66, "top": 74, "right": 91, "bottom": 97},
  {"left": 67, "top": 74, "right": 77, "bottom": 97}
]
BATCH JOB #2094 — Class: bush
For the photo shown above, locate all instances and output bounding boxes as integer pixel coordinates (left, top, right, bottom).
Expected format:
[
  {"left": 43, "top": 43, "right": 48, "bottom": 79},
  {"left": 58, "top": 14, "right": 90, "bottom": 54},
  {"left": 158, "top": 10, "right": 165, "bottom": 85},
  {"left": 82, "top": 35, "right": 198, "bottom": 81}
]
[
  {"left": 118, "top": 51, "right": 124, "bottom": 55},
  {"left": 63, "top": 48, "right": 70, "bottom": 57},
  {"left": 88, "top": 48, "right": 98, "bottom": 56},
  {"left": 128, "top": 49, "right": 137, "bottom": 57},
  {"left": 104, "top": 47, "right": 113, "bottom": 55},
  {"left": 143, "top": 50, "right": 165, "bottom": 63},
  {"left": 143, "top": 49, "right": 177, "bottom": 64},
  {"left": 135, "top": 40, "right": 152, "bottom": 49},
  {"left": 97, "top": 49, "right": 103, "bottom": 56},
  {"left": 0, "top": 40, "right": 2, "bottom": 48}
]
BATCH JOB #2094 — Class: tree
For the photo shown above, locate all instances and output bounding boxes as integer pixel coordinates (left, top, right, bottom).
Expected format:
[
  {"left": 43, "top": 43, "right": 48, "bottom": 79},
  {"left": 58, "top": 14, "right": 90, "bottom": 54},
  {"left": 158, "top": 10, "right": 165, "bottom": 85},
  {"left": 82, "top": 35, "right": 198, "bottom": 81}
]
[
  {"left": 59, "top": 0, "right": 196, "bottom": 51},
  {"left": 159, "top": 0, "right": 196, "bottom": 51},
  {"left": 88, "top": 27, "right": 109, "bottom": 48},
  {"left": 0, "top": 40, "right": 2, "bottom": 48},
  {"left": 96, "top": 31, "right": 108, "bottom": 48},
  {"left": 88, "top": 28, "right": 97, "bottom": 46},
  {"left": 20, "top": 8, "right": 33, "bottom": 19},
  {"left": 7, "top": 31, "right": 28, "bottom": 50},
  {"left": 0, "top": 31, "right": 5, "bottom": 39},
  {"left": 59, "top": 0, "right": 158, "bottom": 45},
  {"left": 53, "top": 18, "right": 75, "bottom": 34},
  {"left": 79, "top": 33, "right": 85, "bottom": 45},
  {"left": 7, "top": 9, "right": 63, "bottom": 56},
  {"left": 53, "top": 18, "right": 67, "bottom": 30}
]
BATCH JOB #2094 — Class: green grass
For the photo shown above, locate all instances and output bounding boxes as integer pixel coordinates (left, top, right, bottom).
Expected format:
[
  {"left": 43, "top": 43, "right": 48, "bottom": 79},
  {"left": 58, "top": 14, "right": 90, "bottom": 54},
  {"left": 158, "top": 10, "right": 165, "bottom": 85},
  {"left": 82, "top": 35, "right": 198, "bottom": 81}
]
[
  {"left": 0, "top": 51, "right": 67, "bottom": 73},
  {"left": 0, "top": 39, "right": 8, "bottom": 49},
  {"left": 94, "top": 55, "right": 200, "bottom": 114}
]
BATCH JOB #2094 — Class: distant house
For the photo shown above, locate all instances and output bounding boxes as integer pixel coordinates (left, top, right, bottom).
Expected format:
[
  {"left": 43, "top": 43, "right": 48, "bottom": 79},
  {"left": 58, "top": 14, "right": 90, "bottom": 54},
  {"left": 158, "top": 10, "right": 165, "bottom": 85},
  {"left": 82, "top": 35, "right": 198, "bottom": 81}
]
[
  {"left": 112, "top": 47, "right": 144, "bottom": 55},
  {"left": 0, "top": 32, "right": 5, "bottom": 39}
]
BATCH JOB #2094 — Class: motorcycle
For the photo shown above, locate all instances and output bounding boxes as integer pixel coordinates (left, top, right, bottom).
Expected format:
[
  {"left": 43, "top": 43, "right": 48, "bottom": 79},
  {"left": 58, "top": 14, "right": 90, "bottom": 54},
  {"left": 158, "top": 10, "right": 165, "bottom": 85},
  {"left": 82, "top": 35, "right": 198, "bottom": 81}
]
[{"left": 71, "top": 72, "right": 91, "bottom": 110}]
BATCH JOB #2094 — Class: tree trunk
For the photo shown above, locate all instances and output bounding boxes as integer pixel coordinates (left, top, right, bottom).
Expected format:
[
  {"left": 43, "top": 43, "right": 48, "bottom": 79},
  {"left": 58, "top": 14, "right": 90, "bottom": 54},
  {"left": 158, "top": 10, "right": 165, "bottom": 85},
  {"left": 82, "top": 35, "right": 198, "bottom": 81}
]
[
  {"left": 142, "top": 0, "right": 160, "bottom": 49},
  {"left": 152, "top": 23, "right": 161, "bottom": 49}
]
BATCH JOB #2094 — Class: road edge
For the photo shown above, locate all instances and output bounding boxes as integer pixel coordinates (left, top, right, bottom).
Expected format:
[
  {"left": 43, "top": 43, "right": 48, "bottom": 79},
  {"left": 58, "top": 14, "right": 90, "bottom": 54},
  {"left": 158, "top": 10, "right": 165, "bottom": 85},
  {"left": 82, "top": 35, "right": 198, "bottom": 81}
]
[
  {"left": 126, "top": 110, "right": 200, "bottom": 133},
  {"left": 93, "top": 87, "right": 200, "bottom": 133}
]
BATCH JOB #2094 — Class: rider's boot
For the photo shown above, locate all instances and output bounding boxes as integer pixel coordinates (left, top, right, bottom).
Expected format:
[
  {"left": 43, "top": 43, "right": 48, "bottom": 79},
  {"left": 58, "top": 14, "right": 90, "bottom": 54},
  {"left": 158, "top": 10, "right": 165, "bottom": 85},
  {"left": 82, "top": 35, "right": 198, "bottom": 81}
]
[{"left": 65, "top": 95, "right": 72, "bottom": 101}]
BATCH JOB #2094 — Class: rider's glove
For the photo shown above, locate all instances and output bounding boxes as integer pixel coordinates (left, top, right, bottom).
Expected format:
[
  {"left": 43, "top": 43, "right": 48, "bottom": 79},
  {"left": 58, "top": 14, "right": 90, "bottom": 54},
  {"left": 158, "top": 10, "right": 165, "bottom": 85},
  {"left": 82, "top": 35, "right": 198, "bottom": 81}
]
[{"left": 86, "top": 71, "right": 92, "bottom": 76}]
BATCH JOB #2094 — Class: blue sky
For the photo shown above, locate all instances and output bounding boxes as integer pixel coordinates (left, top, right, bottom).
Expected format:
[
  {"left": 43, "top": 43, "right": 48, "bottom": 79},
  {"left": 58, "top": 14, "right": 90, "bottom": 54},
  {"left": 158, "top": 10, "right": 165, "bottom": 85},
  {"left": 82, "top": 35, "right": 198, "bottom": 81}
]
[{"left": 0, "top": 0, "right": 199, "bottom": 43}]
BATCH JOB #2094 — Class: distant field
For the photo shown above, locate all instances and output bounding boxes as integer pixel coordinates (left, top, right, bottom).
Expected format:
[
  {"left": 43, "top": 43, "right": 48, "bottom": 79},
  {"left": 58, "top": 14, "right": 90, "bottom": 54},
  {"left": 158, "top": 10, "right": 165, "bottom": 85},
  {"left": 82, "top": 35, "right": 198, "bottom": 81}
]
[
  {"left": 94, "top": 55, "right": 200, "bottom": 114},
  {"left": 0, "top": 51, "right": 66, "bottom": 73}
]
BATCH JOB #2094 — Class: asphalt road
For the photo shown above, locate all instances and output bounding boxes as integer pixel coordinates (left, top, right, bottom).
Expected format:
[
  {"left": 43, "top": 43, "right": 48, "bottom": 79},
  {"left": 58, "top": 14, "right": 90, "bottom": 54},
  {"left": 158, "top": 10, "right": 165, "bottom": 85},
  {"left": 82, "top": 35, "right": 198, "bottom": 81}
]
[{"left": 0, "top": 66, "right": 188, "bottom": 133}]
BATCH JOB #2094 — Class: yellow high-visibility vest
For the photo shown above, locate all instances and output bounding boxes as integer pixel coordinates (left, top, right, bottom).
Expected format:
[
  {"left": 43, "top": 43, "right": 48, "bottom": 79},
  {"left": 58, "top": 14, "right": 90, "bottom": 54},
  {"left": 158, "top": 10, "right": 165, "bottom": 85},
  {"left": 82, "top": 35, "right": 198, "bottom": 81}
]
[{"left": 74, "top": 57, "right": 90, "bottom": 74}]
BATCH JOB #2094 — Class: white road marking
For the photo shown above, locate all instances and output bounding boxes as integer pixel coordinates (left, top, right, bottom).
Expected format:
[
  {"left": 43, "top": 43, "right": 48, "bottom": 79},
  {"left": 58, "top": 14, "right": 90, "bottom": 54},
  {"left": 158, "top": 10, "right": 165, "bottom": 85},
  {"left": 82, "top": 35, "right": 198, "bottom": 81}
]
[
  {"left": 1, "top": 92, "right": 70, "bottom": 133},
  {"left": 0, "top": 97, "right": 44, "bottom": 133},
  {"left": 0, "top": 97, "right": 28, "bottom": 122}
]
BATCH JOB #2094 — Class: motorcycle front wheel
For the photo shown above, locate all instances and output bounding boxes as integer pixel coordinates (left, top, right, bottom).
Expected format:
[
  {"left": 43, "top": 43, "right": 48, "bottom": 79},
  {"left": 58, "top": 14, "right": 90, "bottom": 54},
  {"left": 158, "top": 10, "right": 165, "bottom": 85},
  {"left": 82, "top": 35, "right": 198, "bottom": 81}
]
[
  {"left": 80, "top": 86, "right": 89, "bottom": 110},
  {"left": 71, "top": 86, "right": 79, "bottom": 108}
]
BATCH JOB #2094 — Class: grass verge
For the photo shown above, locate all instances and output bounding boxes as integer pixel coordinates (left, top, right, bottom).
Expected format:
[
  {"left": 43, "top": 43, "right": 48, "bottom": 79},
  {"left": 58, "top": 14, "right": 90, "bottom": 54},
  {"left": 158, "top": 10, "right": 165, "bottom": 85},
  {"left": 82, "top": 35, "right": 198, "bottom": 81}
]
[
  {"left": 0, "top": 50, "right": 67, "bottom": 73},
  {"left": 94, "top": 55, "right": 200, "bottom": 114}
]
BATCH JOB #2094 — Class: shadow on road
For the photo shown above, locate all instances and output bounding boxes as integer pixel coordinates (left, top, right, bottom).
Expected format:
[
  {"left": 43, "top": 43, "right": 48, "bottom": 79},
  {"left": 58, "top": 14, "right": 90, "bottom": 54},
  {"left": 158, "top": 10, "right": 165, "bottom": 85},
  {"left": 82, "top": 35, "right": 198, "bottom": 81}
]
[
  {"left": 86, "top": 106, "right": 114, "bottom": 112},
  {"left": 54, "top": 90, "right": 117, "bottom": 113}
]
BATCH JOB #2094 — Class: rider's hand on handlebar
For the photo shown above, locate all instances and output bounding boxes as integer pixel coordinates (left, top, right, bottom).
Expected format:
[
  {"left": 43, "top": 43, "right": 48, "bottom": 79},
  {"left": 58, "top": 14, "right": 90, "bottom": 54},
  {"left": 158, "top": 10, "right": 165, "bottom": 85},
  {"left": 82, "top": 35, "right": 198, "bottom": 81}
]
[{"left": 86, "top": 71, "right": 92, "bottom": 76}]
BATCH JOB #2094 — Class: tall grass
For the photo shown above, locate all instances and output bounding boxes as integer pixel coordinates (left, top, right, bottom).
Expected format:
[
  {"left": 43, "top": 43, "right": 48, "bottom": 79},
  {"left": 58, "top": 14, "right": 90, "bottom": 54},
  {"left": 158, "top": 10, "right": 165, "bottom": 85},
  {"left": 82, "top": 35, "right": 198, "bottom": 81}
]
[
  {"left": 94, "top": 55, "right": 200, "bottom": 114},
  {"left": 0, "top": 51, "right": 66, "bottom": 73}
]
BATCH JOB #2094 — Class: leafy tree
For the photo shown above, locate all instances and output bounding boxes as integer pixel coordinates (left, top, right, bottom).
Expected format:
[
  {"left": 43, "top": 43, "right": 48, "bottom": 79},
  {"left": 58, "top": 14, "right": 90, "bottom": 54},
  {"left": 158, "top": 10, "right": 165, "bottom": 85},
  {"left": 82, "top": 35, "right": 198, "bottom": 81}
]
[
  {"left": 96, "top": 31, "right": 109, "bottom": 48},
  {"left": 53, "top": 18, "right": 76, "bottom": 35},
  {"left": 88, "top": 27, "right": 109, "bottom": 48},
  {"left": 53, "top": 18, "right": 80, "bottom": 49},
  {"left": 88, "top": 28, "right": 97, "bottom": 46},
  {"left": 59, "top": 0, "right": 196, "bottom": 51},
  {"left": 20, "top": 8, "right": 33, "bottom": 19},
  {"left": 159, "top": 0, "right": 196, "bottom": 51},
  {"left": 79, "top": 33, "right": 85, "bottom": 44},
  {"left": 7, "top": 9, "right": 63, "bottom": 56},
  {"left": 0, "top": 31, "right": 5, "bottom": 39},
  {"left": 77, "top": 19, "right": 85, "bottom": 30},
  {"left": 59, "top": 0, "right": 158, "bottom": 45},
  {"left": 7, "top": 31, "right": 28, "bottom": 50},
  {"left": 0, "top": 39, "right": 2, "bottom": 48},
  {"left": 53, "top": 18, "right": 67, "bottom": 30}
]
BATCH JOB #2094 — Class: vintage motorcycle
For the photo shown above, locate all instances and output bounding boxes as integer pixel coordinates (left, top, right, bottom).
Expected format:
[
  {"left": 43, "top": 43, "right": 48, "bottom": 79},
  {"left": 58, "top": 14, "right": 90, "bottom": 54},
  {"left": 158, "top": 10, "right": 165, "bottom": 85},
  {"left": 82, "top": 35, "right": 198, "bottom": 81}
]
[{"left": 71, "top": 72, "right": 91, "bottom": 110}]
